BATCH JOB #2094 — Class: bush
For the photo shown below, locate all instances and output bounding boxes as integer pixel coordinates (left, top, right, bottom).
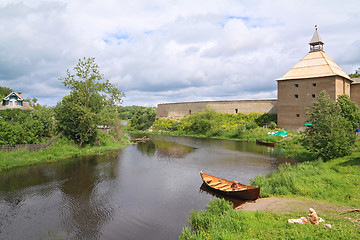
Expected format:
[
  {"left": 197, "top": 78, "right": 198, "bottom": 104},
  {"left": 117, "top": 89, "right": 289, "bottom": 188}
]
[{"left": 129, "top": 108, "right": 157, "bottom": 131}]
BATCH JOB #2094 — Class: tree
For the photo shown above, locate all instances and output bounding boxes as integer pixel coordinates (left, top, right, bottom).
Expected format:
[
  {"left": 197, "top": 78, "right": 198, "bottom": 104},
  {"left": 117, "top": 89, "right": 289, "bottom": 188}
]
[
  {"left": 129, "top": 107, "right": 157, "bottom": 131},
  {"left": 302, "top": 91, "right": 355, "bottom": 161},
  {"left": 55, "top": 57, "right": 125, "bottom": 146},
  {"left": 349, "top": 67, "right": 360, "bottom": 78},
  {"left": 337, "top": 94, "right": 360, "bottom": 130},
  {"left": 0, "top": 86, "right": 12, "bottom": 99}
]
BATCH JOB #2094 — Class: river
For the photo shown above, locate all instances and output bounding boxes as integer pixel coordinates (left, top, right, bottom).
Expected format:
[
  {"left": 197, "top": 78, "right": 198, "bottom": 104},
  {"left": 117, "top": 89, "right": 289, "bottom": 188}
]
[{"left": 0, "top": 134, "right": 295, "bottom": 240}]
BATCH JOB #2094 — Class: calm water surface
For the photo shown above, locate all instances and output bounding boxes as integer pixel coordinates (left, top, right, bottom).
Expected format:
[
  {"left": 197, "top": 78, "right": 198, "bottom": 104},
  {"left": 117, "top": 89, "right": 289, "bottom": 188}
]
[{"left": 0, "top": 135, "right": 295, "bottom": 240}]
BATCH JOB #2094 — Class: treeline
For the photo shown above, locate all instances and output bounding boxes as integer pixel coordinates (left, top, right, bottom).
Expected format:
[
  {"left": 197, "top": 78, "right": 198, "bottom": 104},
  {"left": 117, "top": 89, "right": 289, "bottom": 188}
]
[{"left": 118, "top": 105, "right": 155, "bottom": 120}]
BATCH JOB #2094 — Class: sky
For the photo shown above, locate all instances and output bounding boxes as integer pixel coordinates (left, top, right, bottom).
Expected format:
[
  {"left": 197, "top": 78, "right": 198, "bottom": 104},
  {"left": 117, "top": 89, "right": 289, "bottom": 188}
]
[{"left": 1, "top": 0, "right": 360, "bottom": 107}]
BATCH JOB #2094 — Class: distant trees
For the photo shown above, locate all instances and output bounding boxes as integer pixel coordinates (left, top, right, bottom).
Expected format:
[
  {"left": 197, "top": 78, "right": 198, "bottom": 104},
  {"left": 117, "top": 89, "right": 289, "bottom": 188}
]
[
  {"left": 302, "top": 91, "right": 357, "bottom": 160},
  {"left": 55, "top": 57, "right": 125, "bottom": 146},
  {"left": 0, "top": 86, "right": 12, "bottom": 99},
  {"left": 118, "top": 105, "right": 154, "bottom": 120},
  {"left": 349, "top": 67, "right": 360, "bottom": 78}
]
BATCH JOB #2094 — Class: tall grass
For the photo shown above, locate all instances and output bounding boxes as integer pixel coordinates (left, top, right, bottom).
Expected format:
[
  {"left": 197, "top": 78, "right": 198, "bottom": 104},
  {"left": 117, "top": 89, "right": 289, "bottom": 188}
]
[
  {"left": 0, "top": 132, "right": 129, "bottom": 171},
  {"left": 179, "top": 198, "right": 360, "bottom": 240},
  {"left": 251, "top": 155, "right": 360, "bottom": 207}
]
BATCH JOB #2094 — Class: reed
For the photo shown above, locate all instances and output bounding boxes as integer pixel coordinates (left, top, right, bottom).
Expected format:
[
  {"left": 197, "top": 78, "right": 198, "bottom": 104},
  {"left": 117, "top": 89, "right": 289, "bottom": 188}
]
[{"left": 251, "top": 155, "right": 360, "bottom": 207}]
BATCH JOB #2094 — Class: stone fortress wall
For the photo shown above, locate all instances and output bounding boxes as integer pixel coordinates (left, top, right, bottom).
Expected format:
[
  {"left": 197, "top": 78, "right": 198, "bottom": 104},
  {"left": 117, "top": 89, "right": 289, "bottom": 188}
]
[{"left": 156, "top": 99, "right": 277, "bottom": 119}]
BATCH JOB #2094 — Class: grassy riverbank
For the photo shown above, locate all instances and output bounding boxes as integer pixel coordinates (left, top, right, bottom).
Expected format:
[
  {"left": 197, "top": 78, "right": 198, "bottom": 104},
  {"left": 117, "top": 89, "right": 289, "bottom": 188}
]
[
  {"left": 179, "top": 198, "right": 360, "bottom": 240},
  {"left": 0, "top": 132, "right": 129, "bottom": 171},
  {"left": 179, "top": 153, "right": 360, "bottom": 239}
]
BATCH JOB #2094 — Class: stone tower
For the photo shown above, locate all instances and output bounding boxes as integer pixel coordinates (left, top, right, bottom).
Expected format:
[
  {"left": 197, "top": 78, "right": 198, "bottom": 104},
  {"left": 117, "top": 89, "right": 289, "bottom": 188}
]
[{"left": 276, "top": 27, "right": 352, "bottom": 130}]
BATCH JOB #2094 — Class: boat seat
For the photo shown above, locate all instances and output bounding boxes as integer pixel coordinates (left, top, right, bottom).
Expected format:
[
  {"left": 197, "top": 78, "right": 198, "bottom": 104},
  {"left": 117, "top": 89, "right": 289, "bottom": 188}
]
[
  {"left": 218, "top": 186, "right": 231, "bottom": 190},
  {"left": 214, "top": 183, "right": 228, "bottom": 189},
  {"left": 209, "top": 182, "right": 222, "bottom": 186}
]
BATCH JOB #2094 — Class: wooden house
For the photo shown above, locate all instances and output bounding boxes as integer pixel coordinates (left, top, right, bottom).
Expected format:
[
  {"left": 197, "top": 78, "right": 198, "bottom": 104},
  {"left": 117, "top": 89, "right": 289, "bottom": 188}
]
[{"left": 0, "top": 92, "right": 34, "bottom": 110}]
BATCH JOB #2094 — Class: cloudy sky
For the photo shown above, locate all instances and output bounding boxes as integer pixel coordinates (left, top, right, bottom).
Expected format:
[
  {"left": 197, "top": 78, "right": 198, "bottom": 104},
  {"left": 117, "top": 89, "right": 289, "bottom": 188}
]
[{"left": 1, "top": 0, "right": 360, "bottom": 107}]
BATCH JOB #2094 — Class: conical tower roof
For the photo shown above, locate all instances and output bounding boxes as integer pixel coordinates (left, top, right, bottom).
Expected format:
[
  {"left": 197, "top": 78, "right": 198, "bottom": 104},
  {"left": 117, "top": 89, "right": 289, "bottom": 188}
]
[
  {"left": 310, "top": 29, "right": 324, "bottom": 46},
  {"left": 277, "top": 28, "right": 350, "bottom": 81},
  {"left": 277, "top": 51, "right": 350, "bottom": 81}
]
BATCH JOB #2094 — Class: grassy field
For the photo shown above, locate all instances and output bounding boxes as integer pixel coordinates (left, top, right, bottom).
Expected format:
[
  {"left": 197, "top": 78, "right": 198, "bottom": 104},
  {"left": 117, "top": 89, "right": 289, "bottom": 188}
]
[
  {"left": 179, "top": 198, "right": 360, "bottom": 240},
  {"left": 0, "top": 132, "right": 129, "bottom": 171},
  {"left": 251, "top": 153, "right": 360, "bottom": 207},
  {"left": 180, "top": 148, "right": 360, "bottom": 239}
]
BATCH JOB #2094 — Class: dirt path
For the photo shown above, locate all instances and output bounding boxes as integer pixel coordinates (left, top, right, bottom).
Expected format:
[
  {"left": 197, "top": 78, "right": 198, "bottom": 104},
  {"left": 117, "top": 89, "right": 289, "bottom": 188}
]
[{"left": 238, "top": 197, "right": 349, "bottom": 214}]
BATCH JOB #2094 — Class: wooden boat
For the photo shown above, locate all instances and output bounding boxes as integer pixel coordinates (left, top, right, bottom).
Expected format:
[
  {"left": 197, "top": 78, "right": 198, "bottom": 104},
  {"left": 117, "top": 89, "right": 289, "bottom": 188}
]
[
  {"left": 256, "top": 139, "right": 276, "bottom": 147},
  {"left": 200, "top": 183, "right": 247, "bottom": 209},
  {"left": 200, "top": 171, "right": 260, "bottom": 200}
]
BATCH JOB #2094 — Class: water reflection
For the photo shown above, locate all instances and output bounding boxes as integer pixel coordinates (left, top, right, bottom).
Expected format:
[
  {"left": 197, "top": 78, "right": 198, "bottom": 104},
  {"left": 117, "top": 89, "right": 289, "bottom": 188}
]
[
  {"left": 137, "top": 139, "right": 196, "bottom": 158},
  {"left": 199, "top": 183, "right": 248, "bottom": 209},
  {"left": 0, "top": 152, "right": 122, "bottom": 240},
  {"left": 0, "top": 135, "right": 296, "bottom": 240}
]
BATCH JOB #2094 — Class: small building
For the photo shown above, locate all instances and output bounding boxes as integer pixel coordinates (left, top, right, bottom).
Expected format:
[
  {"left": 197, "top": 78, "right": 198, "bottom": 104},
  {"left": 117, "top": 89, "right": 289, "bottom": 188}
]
[
  {"left": 0, "top": 92, "right": 34, "bottom": 110},
  {"left": 276, "top": 27, "right": 352, "bottom": 130}
]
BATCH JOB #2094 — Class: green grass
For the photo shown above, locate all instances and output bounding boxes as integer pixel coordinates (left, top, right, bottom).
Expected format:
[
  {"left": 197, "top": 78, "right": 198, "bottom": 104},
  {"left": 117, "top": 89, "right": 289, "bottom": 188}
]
[
  {"left": 179, "top": 198, "right": 360, "bottom": 240},
  {"left": 251, "top": 154, "right": 360, "bottom": 207},
  {"left": 0, "top": 132, "right": 129, "bottom": 171}
]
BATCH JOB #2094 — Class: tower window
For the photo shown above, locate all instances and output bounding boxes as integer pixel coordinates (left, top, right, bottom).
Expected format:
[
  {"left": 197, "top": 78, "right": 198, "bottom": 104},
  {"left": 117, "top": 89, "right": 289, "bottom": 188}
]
[
  {"left": 296, "top": 114, "right": 300, "bottom": 117},
  {"left": 312, "top": 94, "right": 316, "bottom": 98},
  {"left": 295, "top": 94, "right": 299, "bottom": 98},
  {"left": 312, "top": 83, "right": 317, "bottom": 86},
  {"left": 235, "top": 109, "right": 238, "bottom": 114},
  {"left": 295, "top": 84, "right": 299, "bottom": 87},
  {"left": 189, "top": 110, "right": 191, "bottom": 115}
]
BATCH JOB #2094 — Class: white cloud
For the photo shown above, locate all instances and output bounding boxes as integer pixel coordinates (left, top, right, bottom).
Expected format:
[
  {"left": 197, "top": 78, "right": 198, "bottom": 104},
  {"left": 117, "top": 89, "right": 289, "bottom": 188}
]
[{"left": 1, "top": 0, "right": 360, "bottom": 107}]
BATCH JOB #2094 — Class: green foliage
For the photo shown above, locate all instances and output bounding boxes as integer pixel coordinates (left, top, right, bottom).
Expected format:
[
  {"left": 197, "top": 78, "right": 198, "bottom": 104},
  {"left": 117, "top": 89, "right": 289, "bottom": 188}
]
[
  {"left": 337, "top": 94, "right": 360, "bottom": 130},
  {"left": 302, "top": 91, "right": 355, "bottom": 161},
  {"left": 0, "top": 108, "right": 56, "bottom": 146},
  {"left": 55, "top": 57, "right": 125, "bottom": 146},
  {"left": 251, "top": 156, "right": 360, "bottom": 206},
  {"left": 255, "top": 113, "right": 277, "bottom": 127},
  {"left": 55, "top": 95, "right": 98, "bottom": 146},
  {"left": 268, "top": 121, "right": 277, "bottom": 130},
  {"left": 129, "top": 107, "right": 157, "bottom": 131},
  {"left": 179, "top": 198, "right": 359, "bottom": 239},
  {"left": 348, "top": 67, "right": 360, "bottom": 78},
  {"left": 152, "top": 118, "right": 179, "bottom": 131},
  {"left": 0, "top": 133, "right": 129, "bottom": 171},
  {"left": 151, "top": 109, "right": 278, "bottom": 142},
  {"left": 117, "top": 105, "right": 154, "bottom": 120},
  {"left": 0, "top": 86, "right": 12, "bottom": 99}
]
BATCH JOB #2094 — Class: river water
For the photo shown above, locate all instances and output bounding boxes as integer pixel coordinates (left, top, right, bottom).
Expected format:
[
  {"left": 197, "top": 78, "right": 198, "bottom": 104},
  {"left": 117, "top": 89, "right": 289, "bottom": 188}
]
[{"left": 0, "top": 135, "right": 294, "bottom": 240}]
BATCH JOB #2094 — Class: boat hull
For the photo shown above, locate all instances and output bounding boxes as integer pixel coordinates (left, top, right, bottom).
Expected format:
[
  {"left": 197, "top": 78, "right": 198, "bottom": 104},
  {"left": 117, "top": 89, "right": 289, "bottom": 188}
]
[
  {"left": 256, "top": 139, "right": 276, "bottom": 147},
  {"left": 200, "top": 171, "right": 260, "bottom": 201}
]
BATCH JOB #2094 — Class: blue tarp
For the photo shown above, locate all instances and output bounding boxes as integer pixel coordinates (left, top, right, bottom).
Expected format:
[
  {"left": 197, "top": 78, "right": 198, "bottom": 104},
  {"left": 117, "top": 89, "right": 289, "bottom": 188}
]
[{"left": 269, "top": 131, "right": 289, "bottom": 137}]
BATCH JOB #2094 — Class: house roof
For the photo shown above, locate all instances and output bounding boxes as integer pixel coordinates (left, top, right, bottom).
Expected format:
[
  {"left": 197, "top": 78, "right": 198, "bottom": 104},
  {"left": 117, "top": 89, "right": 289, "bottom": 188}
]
[
  {"left": 351, "top": 77, "right": 360, "bottom": 84},
  {"left": 3, "top": 91, "right": 23, "bottom": 101},
  {"left": 1, "top": 91, "right": 34, "bottom": 110},
  {"left": 276, "top": 50, "right": 351, "bottom": 81}
]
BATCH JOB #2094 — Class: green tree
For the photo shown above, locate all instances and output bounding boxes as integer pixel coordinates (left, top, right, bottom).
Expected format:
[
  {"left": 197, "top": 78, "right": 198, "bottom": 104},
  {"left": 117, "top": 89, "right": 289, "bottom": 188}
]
[
  {"left": 129, "top": 107, "right": 157, "bottom": 131},
  {"left": 337, "top": 94, "right": 360, "bottom": 130},
  {"left": 302, "top": 91, "right": 355, "bottom": 161},
  {"left": 55, "top": 57, "right": 125, "bottom": 146},
  {"left": 349, "top": 67, "right": 360, "bottom": 78},
  {"left": 0, "top": 86, "right": 12, "bottom": 99}
]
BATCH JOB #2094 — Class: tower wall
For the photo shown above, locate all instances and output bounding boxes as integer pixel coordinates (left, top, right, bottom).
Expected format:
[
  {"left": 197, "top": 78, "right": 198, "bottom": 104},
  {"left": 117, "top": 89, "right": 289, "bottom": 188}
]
[{"left": 277, "top": 76, "right": 351, "bottom": 131}]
